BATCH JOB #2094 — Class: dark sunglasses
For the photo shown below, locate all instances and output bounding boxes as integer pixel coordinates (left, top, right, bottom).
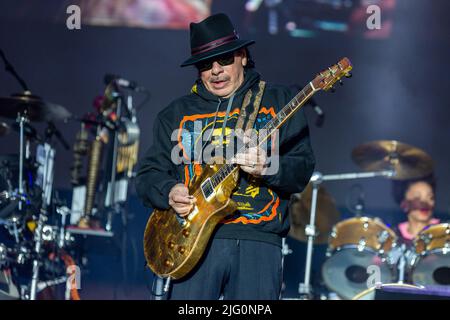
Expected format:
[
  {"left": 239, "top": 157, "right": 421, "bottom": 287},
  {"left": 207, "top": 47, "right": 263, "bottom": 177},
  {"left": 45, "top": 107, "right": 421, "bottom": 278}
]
[{"left": 196, "top": 52, "right": 235, "bottom": 72}]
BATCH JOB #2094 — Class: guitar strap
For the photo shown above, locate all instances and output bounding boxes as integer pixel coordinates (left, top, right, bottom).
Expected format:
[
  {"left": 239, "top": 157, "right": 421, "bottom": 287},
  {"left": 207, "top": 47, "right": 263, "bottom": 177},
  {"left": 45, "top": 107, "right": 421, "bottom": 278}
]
[{"left": 235, "top": 80, "right": 266, "bottom": 133}]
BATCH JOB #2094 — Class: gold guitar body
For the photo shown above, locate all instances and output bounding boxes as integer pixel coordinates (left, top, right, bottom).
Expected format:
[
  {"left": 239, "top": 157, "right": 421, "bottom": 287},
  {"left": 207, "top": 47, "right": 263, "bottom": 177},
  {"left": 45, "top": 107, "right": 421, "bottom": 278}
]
[{"left": 143, "top": 160, "right": 239, "bottom": 279}]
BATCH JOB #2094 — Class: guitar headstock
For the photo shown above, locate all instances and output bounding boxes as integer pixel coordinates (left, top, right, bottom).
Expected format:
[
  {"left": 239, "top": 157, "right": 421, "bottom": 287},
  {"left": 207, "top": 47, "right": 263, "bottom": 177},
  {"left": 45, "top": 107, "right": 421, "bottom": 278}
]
[{"left": 312, "top": 57, "right": 353, "bottom": 92}]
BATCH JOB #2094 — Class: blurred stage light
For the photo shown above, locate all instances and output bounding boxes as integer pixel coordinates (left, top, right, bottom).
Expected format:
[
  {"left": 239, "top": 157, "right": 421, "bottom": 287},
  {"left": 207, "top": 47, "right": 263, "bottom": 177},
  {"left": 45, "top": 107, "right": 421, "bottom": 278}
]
[{"left": 245, "top": 0, "right": 264, "bottom": 12}]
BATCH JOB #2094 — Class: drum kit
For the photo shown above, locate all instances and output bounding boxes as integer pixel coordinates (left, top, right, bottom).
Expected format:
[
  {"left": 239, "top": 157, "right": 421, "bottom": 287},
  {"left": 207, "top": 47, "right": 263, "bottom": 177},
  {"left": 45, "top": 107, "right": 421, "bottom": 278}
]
[
  {"left": 288, "top": 140, "right": 450, "bottom": 300},
  {"left": 0, "top": 92, "right": 75, "bottom": 300},
  {"left": 0, "top": 48, "right": 144, "bottom": 300}
]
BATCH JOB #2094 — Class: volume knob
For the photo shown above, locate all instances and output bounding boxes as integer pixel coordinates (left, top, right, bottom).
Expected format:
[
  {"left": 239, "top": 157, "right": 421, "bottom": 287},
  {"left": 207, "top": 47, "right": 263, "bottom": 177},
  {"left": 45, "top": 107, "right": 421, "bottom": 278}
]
[{"left": 164, "top": 259, "right": 173, "bottom": 267}]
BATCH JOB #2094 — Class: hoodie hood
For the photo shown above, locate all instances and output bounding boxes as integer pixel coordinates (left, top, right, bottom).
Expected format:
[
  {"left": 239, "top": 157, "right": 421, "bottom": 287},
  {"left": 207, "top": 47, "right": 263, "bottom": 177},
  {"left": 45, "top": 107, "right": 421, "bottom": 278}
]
[{"left": 192, "top": 68, "right": 261, "bottom": 102}]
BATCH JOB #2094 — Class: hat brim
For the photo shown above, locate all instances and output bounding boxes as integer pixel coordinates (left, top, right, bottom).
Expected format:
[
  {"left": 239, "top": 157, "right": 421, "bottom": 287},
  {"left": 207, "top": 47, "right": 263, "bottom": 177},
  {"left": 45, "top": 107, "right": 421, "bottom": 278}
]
[{"left": 180, "top": 39, "right": 255, "bottom": 67}]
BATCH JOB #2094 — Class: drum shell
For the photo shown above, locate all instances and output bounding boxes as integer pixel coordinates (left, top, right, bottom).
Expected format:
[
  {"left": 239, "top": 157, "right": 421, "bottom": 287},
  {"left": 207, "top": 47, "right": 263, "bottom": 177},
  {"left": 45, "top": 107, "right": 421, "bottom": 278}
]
[
  {"left": 352, "top": 283, "right": 422, "bottom": 300},
  {"left": 329, "top": 217, "right": 397, "bottom": 254},
  {"left": 413, "top": 223, "right": 450, "bottom": 255},
  {"left": 409, "top": 223, "right": 450, "bottom": 286}
]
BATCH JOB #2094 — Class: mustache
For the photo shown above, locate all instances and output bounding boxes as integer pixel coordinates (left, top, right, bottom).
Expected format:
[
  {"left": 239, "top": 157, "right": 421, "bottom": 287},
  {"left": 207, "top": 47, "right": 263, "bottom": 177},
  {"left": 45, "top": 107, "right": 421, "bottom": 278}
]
[
  {"left": 209, "top": 76, "right": 230, "bottom": 83},
  {"left": 401, "top": 199, "right": 434, "bottom": 212}
]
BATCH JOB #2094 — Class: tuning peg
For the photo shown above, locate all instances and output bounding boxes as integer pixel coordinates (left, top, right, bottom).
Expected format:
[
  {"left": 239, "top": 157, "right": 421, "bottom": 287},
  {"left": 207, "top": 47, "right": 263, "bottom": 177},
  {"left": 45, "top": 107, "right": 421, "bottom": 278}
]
[
  {"left": 345, "top": 72, "right": 352, "bottom": 78},
  {"left": 330, "top": 86, "right": 336, "bottom": 93},
  {"left": 339, "top": 80, "right": 343, "bottom": 86}
]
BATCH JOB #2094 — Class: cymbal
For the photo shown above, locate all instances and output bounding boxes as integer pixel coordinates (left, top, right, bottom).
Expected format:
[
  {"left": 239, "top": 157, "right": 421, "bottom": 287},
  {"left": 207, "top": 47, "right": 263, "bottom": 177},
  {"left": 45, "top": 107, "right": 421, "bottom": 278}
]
[
  {"left": 289, "top": 183, "right": 341, "bottom": 244},
  {"left": 352, "top": 140, "right": 434, "bottom": 180},
  {"left": 0, "top": 93, "right": 72, "bottom": 122},
  {"left": 0, "top": 122, "right": 10, "bottom": 136}
]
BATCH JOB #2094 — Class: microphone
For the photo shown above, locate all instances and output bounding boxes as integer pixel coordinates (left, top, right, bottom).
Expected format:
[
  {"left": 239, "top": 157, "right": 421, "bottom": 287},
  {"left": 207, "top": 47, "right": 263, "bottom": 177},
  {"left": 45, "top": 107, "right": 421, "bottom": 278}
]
[
  {"left": 104, "top": 74, "right": 146, "bottom": 92},
  {"left": 355, "top": 192, "right": 365, "bottom": 214},
  {"left": 347, "top": 184, "right": 365, "bottom": 216}
]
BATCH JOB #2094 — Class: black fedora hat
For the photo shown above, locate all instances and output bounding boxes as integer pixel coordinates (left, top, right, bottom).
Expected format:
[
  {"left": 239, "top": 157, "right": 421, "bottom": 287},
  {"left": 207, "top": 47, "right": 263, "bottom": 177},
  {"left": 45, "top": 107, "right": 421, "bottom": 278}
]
[{"left": 180, "top": 13, "right": 255, "bottom": 67}]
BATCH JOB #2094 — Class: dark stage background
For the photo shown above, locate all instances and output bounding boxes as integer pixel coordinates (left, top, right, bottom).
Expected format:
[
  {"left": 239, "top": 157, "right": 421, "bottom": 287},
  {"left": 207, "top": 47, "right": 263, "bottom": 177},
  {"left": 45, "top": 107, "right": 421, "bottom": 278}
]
[{"left": 0, "top": 0, "right": 449, "bottom": 299}]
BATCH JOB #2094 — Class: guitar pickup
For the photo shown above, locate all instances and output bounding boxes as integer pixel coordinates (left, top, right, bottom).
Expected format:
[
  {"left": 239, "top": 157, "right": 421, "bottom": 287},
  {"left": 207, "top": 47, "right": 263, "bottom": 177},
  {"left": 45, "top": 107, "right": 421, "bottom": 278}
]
[{"left": 200, "top": 178, "right": 215, "bottom": 201}]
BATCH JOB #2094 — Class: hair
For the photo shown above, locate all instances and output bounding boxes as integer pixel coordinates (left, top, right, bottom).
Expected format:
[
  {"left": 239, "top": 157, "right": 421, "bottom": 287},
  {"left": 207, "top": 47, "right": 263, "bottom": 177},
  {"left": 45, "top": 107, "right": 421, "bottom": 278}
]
[
  {"left": 391, "top": 173, "right": 436, "bottom": 205},
  {"left": 244, "top": 48, "right": 255, "bottom": 69}
]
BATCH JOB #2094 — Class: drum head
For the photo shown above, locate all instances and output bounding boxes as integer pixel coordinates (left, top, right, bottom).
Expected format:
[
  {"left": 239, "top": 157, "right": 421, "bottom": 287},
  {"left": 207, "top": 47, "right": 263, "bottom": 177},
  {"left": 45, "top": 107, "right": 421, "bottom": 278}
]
[
  {"left": 322, "top": 248, "right": 396, "bottom": 300},
  {"left": 412, "top": 251, "right": 450, "bottom": 286}
]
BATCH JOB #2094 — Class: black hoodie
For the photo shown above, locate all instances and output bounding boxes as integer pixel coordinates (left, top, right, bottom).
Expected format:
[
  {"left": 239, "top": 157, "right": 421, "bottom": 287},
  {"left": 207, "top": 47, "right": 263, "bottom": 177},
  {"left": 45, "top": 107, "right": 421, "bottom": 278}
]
[{"left": 135, "top": 69, "right": 315, "bottom": 247}]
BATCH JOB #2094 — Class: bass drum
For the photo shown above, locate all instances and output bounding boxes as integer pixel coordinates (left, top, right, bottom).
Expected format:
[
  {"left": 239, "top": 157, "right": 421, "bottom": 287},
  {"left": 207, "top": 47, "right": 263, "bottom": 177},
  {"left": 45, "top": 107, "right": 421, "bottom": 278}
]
[
  {"left": 322, "top": 217, "right": 398, "bottom": 299},
  {"left": 410, "top": 223, "right": 450, "bottom": 286},
  {"left": 352, "top": 283, "right": 422, "bottom": 300}
]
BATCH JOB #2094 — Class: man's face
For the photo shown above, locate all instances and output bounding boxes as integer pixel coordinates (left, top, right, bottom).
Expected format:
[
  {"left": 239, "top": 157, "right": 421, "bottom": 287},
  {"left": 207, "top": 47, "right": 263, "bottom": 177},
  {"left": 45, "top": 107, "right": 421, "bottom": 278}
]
[
  {"left": 405, "top": 181, "right": 435, "bottom": 223},
  {"left": 198, "top": 49, "right": 247, "bottom": 98}
]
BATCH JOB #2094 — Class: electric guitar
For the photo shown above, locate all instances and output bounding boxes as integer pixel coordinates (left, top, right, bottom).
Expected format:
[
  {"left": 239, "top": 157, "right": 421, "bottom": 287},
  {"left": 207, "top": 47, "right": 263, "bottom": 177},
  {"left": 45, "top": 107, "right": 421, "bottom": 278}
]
[{"left": 143, "top": 58, "right": 353, "bottom": 279}]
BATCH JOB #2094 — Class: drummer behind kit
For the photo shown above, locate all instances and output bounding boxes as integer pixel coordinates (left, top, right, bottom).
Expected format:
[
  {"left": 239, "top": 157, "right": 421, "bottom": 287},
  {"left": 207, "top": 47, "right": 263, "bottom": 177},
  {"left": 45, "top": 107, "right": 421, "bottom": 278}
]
[{"left": 288, "top": 140, "right": 450, "bottom": 299}]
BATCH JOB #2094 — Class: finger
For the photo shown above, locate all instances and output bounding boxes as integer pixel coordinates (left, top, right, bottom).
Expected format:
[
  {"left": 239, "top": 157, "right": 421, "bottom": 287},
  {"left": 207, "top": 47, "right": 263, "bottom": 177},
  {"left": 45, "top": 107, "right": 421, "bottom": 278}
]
[
  {"left": 189, "top": 196, "right": 197, "bottom": 204},
  {"left": 234, "top": 159, "right": 256, "bottom": 167},
  {"left": 242, "top": 135, "right": 252, "bottom": 144},
  {"left": 171, "top": 194, "right": 193, "bottom": 204},
  {"left": 176, "top": 207, "right": 192, "bottom": 217},
  {"left": 234, "top": 153, "right": 258, "bottom": 166},
  {"left": 248, "top": 147, "right": 267, "bottom": 162},
  {"left": 240, "top": 165, "right": 256, "bottom": 174},
  {"left": 173, "top": 203, "right": 193, "bottom": 213},
  {"left": 176, "top": 188, "right": 190, "bottom": 197},
  {"left": 247, "top": 146, "right": 259, "bottom": 154}
]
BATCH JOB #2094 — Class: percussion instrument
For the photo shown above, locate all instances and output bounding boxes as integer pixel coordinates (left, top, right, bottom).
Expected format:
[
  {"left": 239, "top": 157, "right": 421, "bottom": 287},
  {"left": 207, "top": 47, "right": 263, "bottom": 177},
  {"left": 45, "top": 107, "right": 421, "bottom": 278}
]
[
  {"left": 289, "top": 183, "right": 341, "bottom": 244},
  {"left": 322, "top": 217, "right": 398, "bottom": 299},
  {"left": 352, "top": 283, "right": 423, "bottom": 300},
  {"left": 0, "top": 93, "right": 71, "bottom": 122},
  {"left": 352, "top": 140, "right": 434, "bottom": 180},
  {"left": 410, "top": 223, "right": 450, "bottom": 286}
]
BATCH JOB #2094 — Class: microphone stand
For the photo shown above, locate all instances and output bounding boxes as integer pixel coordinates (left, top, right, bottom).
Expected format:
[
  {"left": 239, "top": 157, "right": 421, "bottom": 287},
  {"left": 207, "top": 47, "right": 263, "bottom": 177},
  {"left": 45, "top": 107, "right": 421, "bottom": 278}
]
[
  {"left": 46, "top": 121, "right": 70, "bottom": 150},
  {"left": 29, "top": 125, "right": 57, "bottom": 300},
  {"left": 1, "top": 48, "right": 31, "bottom": 213}
]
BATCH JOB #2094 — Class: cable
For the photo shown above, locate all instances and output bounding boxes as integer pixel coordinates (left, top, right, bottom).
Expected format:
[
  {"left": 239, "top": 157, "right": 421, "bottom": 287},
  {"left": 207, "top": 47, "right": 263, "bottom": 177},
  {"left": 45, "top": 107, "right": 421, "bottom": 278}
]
[{"left": 135, "top": 90, "right": 152, "bottom": 112}]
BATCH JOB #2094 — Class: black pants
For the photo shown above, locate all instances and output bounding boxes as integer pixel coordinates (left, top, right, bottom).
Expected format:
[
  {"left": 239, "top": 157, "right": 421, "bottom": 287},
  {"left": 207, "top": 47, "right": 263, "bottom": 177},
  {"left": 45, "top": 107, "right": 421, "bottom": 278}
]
[{"left": 168, "top": 238, "right": 282, "bottom": 300}]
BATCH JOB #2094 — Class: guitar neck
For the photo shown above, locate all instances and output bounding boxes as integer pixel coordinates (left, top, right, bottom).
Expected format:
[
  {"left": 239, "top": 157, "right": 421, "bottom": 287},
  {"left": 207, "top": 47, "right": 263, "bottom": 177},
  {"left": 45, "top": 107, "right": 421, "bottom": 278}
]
[{"left": 257, "top": 82, "right": 318, "bottom": 146}]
